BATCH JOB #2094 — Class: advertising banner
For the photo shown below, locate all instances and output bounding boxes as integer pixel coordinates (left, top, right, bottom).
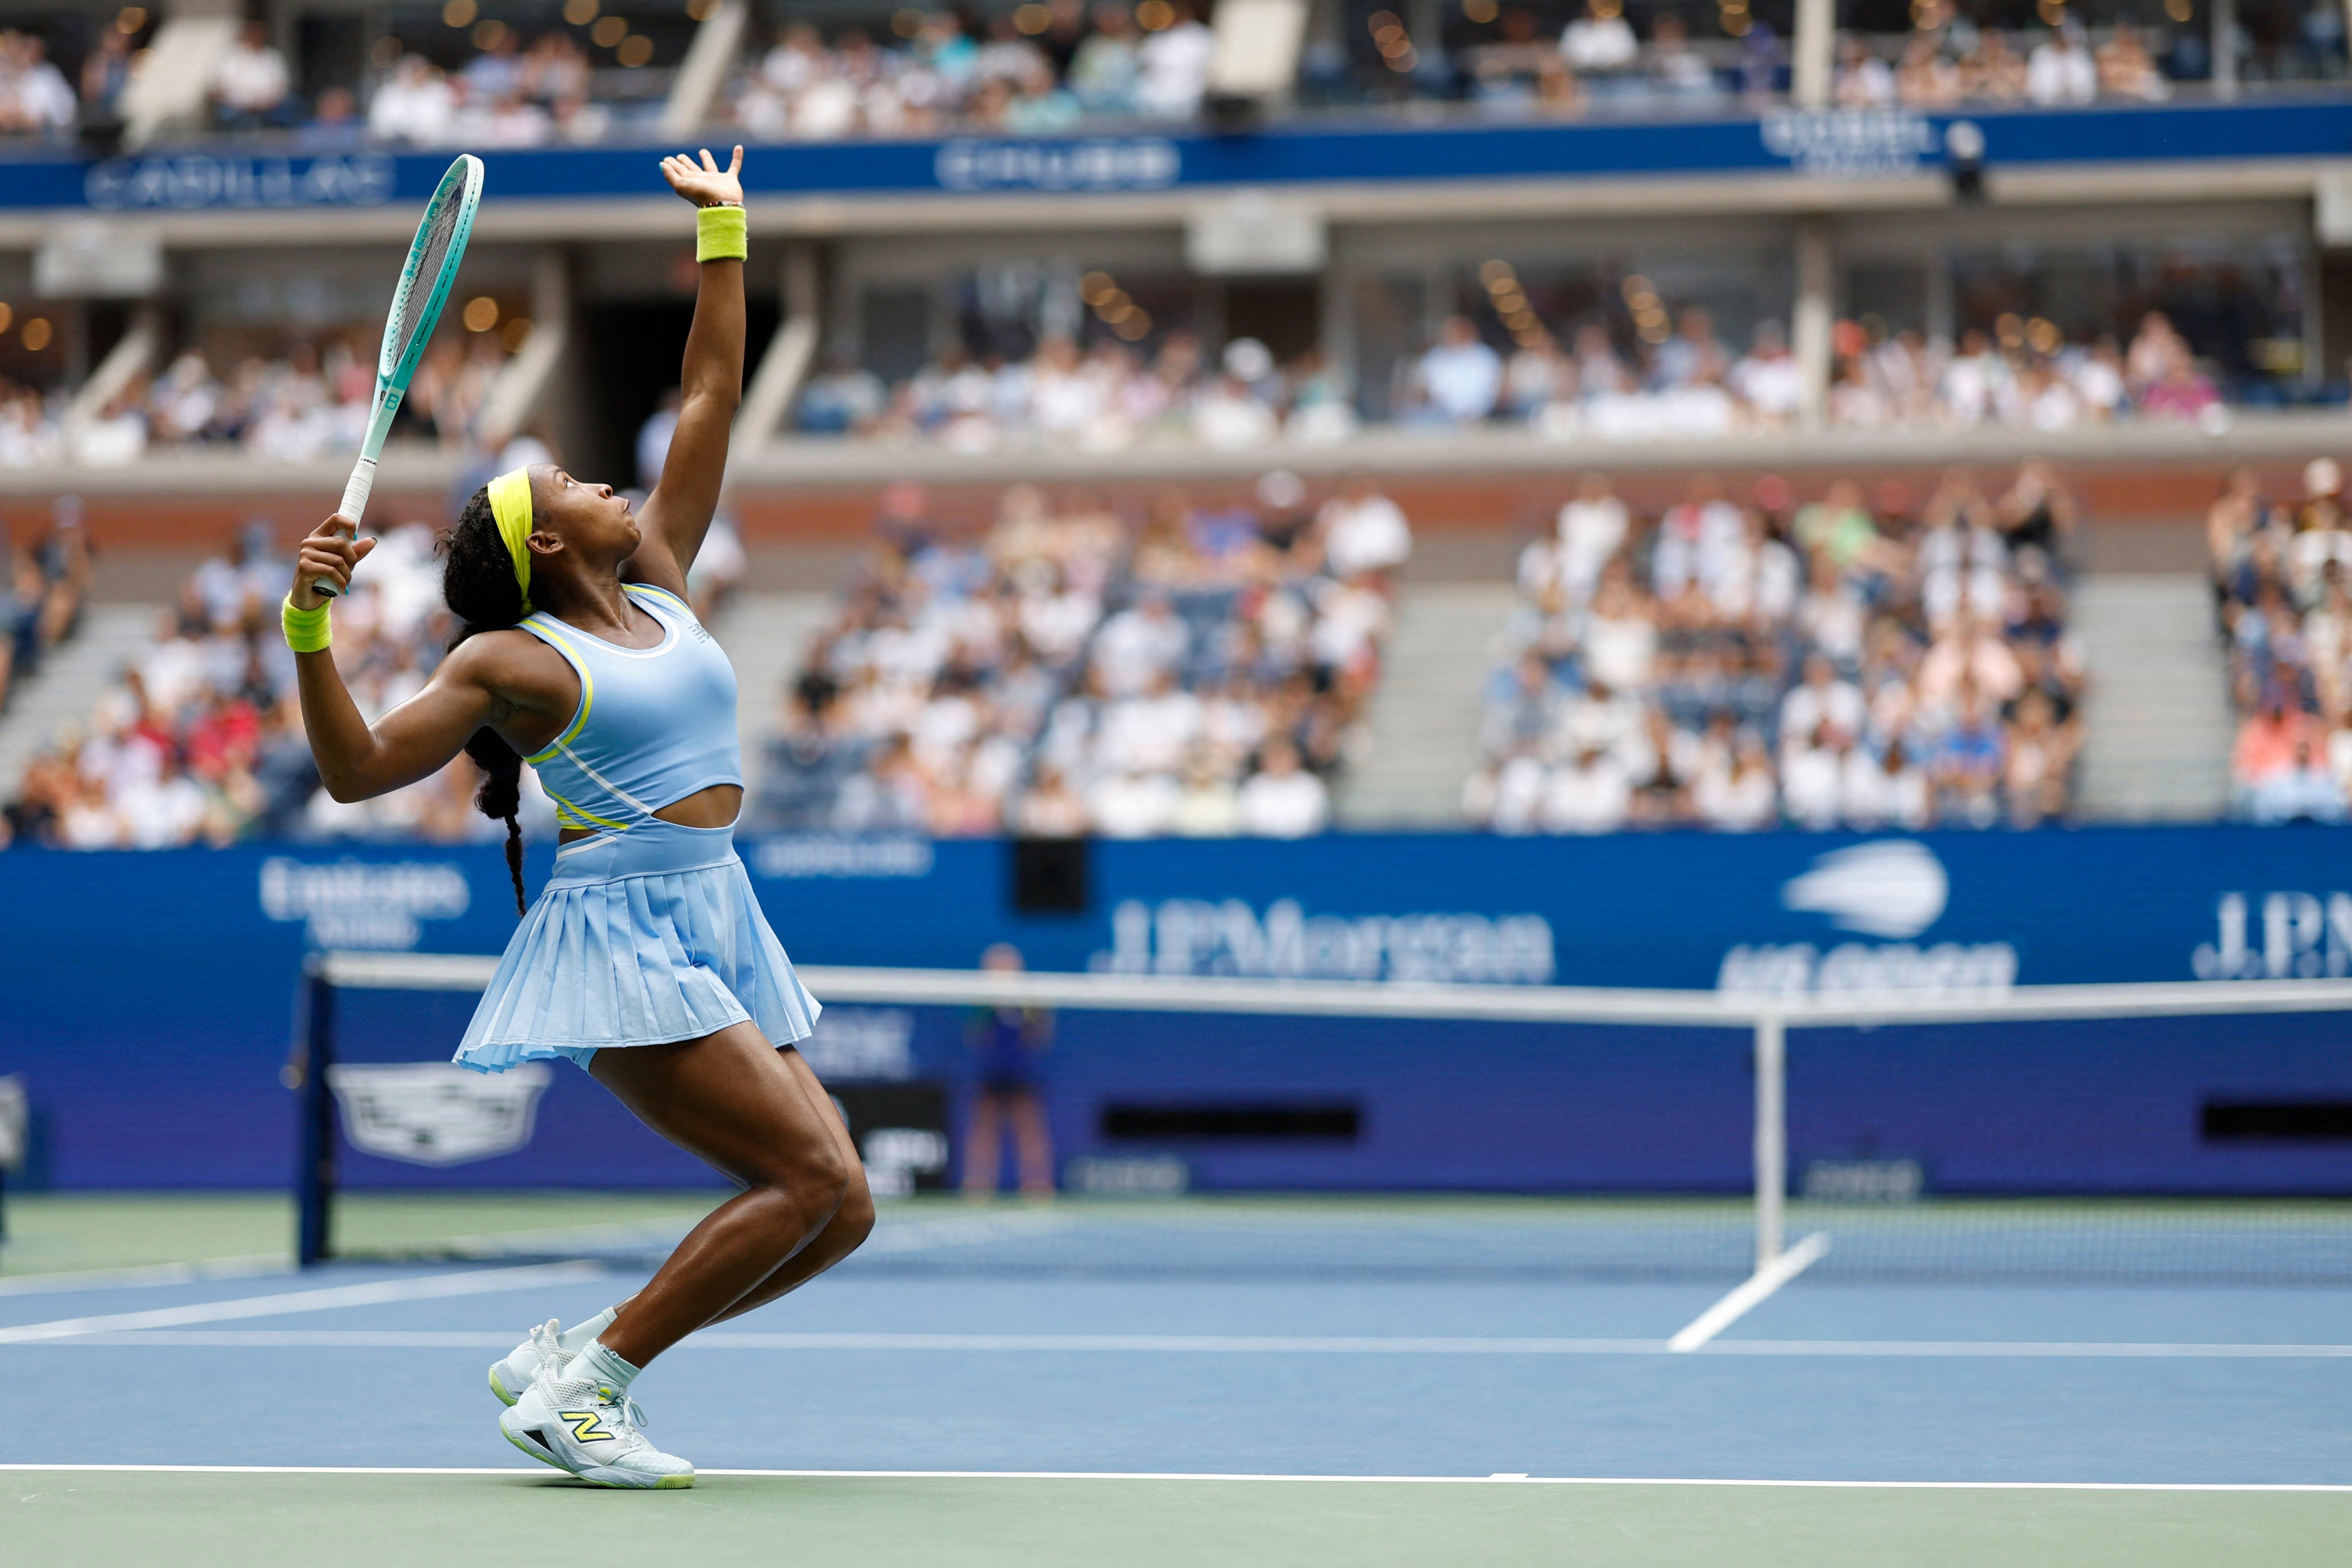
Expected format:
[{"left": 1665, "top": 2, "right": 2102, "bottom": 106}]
[{"left": 2, "top": 827, "right": 2347, "bottom": 1192}]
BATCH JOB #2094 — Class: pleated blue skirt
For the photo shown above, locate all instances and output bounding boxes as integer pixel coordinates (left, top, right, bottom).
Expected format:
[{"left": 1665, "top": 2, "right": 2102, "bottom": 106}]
[{"left": 453, "top": 820, "right": 821, "bottom": 1075}]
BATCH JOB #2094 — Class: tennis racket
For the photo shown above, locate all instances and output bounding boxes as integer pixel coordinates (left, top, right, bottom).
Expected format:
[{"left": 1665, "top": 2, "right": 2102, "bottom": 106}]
[{"left": 318, "top": 153, "right": 485, "bottom": 597}]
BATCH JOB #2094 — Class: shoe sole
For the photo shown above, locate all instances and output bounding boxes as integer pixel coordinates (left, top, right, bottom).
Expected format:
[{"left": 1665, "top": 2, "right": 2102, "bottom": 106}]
[
  {"left": 489, "top": 1365, "right": 522, "bottom": 1408},
  {"left": 501, "top": 1422, "right": 694, "bottom": 1490}
]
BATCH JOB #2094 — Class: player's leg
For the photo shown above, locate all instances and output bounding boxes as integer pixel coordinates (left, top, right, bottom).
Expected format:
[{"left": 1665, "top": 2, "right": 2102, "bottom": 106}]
[
  {"left": 486, "top": 1041, "right": 872, "bottom": 1401},
  {"left": 499, "top": 1022, "right": 858, "bottom": 1488},
  {"left": 587, "top": 1023, "right": 863, "bottom": 1363},
  {"left": 697, "top": 1046, "right": 875, "bottom": 1324},
  {"left": 1010, "top": 1088, "right": 1055, "bottom": 1196},
  {"left": 963, "top": 1090, "right": 1004, "bottom": 1194}
]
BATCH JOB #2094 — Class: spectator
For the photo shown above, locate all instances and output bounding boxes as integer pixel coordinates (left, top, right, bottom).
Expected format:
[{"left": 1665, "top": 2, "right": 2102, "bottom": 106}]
[
  {"left": 2026, "top": 24, "right": 2097, "bottom": 105},
  {"left": 1559, "top": 0, "right": 1638, "bottom": 72},
  {"left": 82, "top": 27, "right": 135, "bottom": 118},
  {"left": 369, "top": 56, "right": 458, "bottom": 145},
  {"left": 1070, "top": 1, "right": 1142, "bottom": 111},
  {"left": 2249, "top": 736, "right": 2347, "bottom": 824},
  {"left": 1236, "top": 738, "right": 1328, "bottom": 836},
  {"left": 1833, "top": 35, "right": 1895, "bottom": 107},
  {"left": 2233, "top": 694, "right": 2321, "bottom": 793},
  {"left": 1729, "top": 323, "right": 1804, "bottom": 428},
  {"left": 1318, "top": 477, "right": 1413, "bottom": 581},
  {"left": 2096, "top": 23, "right": 2169, "bottom": 101},
  {"left": 1412, "top": 316, "right": 1504, "bottom": 426},
  {"left": 5, "top": 33, "right": 76, "bottom": 134},
  {"left": 212, "top": 21, "right": 294, "bottom": 129},
  {"left": 1693, "top": 733, "right": 1778, "bottom": 830},
  {"left": 1542, "top": 742, "right": 1632, "bottom": 833},
  {"left": 1136, "top": 0, "right": 1215, "bottom": 118}
]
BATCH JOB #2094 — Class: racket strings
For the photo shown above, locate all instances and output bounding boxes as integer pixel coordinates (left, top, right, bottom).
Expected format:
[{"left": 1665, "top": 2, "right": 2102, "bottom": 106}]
[{"left": 387, "top": 191, "right": 469, "bottom": 370}]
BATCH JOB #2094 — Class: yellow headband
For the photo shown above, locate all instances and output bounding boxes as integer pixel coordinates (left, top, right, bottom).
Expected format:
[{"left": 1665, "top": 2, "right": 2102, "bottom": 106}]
[{"left": 486, "top": 467, "right": 535, "bottom": 613}]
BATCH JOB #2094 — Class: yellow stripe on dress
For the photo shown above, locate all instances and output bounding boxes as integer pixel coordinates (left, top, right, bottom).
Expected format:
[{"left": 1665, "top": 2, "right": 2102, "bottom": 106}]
[
  {"left": 521, "top": 615, "right": 595, "bottom": 765},
  {"left": 623, "top": 582, "right": 693, "bottom": 619},
  {"left": 547, "top": 787, "right": 632, "bottom": 833}
]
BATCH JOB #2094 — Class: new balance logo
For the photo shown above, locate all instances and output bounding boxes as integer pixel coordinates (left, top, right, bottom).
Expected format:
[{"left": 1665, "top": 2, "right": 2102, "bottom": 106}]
[{"left": 559, "top": 1409, "right": 615, "bottom": 1443}]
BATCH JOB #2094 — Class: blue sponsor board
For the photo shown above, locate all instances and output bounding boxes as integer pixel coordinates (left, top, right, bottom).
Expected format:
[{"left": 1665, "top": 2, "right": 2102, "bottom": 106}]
[
  {"left": 1, "top": 825, "right": 2349, "bottom": 1194},
  {"left": 0, "top": 101, "right": 2347, "bottom": 212}
]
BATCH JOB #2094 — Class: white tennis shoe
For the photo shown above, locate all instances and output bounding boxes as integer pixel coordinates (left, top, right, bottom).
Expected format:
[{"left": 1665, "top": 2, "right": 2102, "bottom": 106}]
[
  {"left": 500, "top": 1354, "right": 695, "bottom": 1490},
  {"left": 487, "top": 1319, "right": 562, "bottom": 1407}
]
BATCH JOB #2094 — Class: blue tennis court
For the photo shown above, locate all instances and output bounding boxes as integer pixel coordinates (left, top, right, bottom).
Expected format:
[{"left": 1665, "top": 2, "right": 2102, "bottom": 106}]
[{"left": 5, "top": 1194, "right": 2349, "bottom": 1565}]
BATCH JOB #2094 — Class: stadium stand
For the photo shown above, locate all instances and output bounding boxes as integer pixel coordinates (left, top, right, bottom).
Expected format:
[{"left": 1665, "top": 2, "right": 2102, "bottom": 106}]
[
  {"left": 2213, "top": 457, "right": 2352, "bottom": 823},
  {"left": 750, "top": 473, "right": 1400, "bottom": 837},
  {"left": 1464, "top": 462, "right": 2087, "bottom": 833},
  {"left": 0, "top": 517, "right": 557, "bottom": 849},
  {"left": 7, "top": 1, "right": 2345, "bottom": 155},
  {"left": 0, "top": 496, "right": 91, "bottom": 719},
  {"left": 798, "top": 289, "right": 2297, "bottom": 449}
]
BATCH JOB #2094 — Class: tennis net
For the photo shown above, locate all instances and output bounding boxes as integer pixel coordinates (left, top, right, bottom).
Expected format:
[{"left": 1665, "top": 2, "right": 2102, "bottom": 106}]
[{"left": 290, "top": 953, "right": 2352, "bottom": 1287}]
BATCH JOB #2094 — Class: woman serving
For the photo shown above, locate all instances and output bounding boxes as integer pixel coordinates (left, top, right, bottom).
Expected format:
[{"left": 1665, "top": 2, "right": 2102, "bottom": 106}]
[{"left": 285, "top": 147, "right": 870, "bottom": 1490}]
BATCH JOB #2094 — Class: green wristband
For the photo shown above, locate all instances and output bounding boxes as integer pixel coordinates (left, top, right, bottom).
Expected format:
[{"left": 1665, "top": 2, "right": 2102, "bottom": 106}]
[
  {"left": 282, "top": 593, "right": 331, "bottom": 653},
  {"left": 696, "top": 203, "right": 747, "bottom": 264}
]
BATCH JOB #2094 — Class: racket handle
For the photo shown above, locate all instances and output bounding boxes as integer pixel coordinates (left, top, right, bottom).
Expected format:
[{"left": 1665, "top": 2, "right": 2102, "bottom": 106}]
[{"left": 319, "top": 457, "right": 379, "bottom": 600}]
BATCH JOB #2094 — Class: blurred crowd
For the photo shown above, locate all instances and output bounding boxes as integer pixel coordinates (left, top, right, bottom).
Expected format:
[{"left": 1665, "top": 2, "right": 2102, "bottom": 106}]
[
  {"left": 2212, "top": 458, "right": 2352, "bottom": 823},
  {"left": 1466, "top": 462, "right": 2084, "bottom": 833},
  {"left": 1829, "top": 18, "right": 2180, "bottom": 108},
  {"left": 1824, "top": 310, "right": 2226, "bottom": 432},
  {"left": 754, "top": 473, "right": 1407, "bottom": 837},
  {"left": 362, "top": 30, "right": 632, "bottom": 148},
  {"left": 802, "top": 302, "right": 2251, "bottom": 453},
  {"left": 0, "top": 519, "right": 555, "bottom": 851},
  {"left": 800, "top": 330, "right": 1354, "bottom": 449},
  {"left": 732, "top": 2, "right": 1215, "bottom": 138},
  {"left": 0, "top": 500, "right": 91, "bottom": 720},
  {"left": 11, "top": 0, "right": 2342, "bottom": 151},
  {"left": 0, "top": 335, "right": 513, "bottom": 470},
  {"left": 1404, "top": 303, "right": 2241, "bottom": 436}
]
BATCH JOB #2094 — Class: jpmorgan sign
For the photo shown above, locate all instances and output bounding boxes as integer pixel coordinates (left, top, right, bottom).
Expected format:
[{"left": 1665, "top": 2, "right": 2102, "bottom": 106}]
[
  {"left": 2193, "top": 891, "right": 2352, "bottom": 980},
  {"left": 1094, "top": 897, "right": 1555, "bottom": 985},
  {"left": 85, "top": 154, "right": 397, "bottom": 211}
]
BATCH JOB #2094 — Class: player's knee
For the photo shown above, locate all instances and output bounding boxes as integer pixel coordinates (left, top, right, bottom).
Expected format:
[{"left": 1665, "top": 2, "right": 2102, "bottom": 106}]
[
  {"left": 780, "top": 1141, "right": 852, "bottom": 1213},
  {"left": 833, "top": 1169, "right": 876, "bottom": 1252}
]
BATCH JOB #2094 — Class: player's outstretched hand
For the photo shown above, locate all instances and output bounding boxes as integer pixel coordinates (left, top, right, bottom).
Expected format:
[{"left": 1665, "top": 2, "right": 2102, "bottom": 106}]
[
  {"left": 292, "top": 514, "right": 374, "bottom": 611},
  {"left": 662, "top": 145, "right": 744, "bottom": 210}
]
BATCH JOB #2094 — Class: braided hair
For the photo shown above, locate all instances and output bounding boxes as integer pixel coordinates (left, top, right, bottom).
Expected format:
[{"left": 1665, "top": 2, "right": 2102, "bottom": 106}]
[{"left": 439, "top": 484, "right": 530, "bottom": 917}]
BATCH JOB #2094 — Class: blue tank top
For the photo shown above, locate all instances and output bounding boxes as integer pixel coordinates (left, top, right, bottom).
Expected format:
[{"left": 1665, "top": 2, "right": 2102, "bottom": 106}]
[{"left": 516, "top": 583, "right": 741, "bottom": 835}]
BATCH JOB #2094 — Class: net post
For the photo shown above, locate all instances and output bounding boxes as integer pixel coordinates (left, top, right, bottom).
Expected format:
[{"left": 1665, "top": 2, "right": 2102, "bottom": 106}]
[
  {"left": 293, "top": 957, "right": 338, "bottom": 1268},
  {"left": 1753, "top": 1012, "right": 1786, "bottom": 1272}
]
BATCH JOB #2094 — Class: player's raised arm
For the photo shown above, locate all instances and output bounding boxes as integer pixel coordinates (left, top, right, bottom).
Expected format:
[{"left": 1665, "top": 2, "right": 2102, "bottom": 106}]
[
  {"left": 632, "top": 144, "right": 746, "bottom": 592},
  {"left": 287, "top": 513, "right": 496, "bottom": 802}
]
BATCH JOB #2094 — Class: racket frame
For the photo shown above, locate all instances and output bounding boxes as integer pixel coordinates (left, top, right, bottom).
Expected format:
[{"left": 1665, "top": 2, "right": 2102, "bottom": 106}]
[{"left": 320, "top": 153, "right": 485, "bottom": 596}]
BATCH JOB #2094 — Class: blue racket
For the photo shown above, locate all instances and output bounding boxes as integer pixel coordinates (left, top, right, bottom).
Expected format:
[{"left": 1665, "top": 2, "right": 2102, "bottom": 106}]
[{"left": 318, "top": 153, "right": 485, "bottom": 597}]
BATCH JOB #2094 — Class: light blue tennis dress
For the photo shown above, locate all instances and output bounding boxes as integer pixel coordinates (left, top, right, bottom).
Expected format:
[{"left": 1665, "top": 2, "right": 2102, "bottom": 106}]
[{"left": 452, "top": 582, "right": 820, "bottom": 1073}]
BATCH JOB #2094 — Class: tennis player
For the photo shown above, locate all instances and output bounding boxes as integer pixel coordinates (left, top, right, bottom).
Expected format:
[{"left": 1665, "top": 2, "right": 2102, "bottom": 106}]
[{"left": 285, "top": 147, "right": 868, "bottom": 1490}]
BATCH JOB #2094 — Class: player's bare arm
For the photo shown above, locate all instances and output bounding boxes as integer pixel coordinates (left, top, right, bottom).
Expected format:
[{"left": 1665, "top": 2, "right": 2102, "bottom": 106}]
[{"left": 628, "top": 145, "right": 746, "bottom": 598}]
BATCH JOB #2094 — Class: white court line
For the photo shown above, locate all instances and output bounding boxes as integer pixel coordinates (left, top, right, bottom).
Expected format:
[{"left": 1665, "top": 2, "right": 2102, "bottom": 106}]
[
  {"left": 0, "top": 1257, "right": 289, "bottom": 1299},
  {"left": 20, "top": 1328, "right": 2352, "bottom": 1359},
  {"left": 0, "top": 1261, "right": 605, "bottom": 1345},
  {"left": 2, "top": 1463, "right": 2349, "bottom": 1492},
  {"left": 1669, "top": 1233, "right": 1831, "bottom": 1352}
]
